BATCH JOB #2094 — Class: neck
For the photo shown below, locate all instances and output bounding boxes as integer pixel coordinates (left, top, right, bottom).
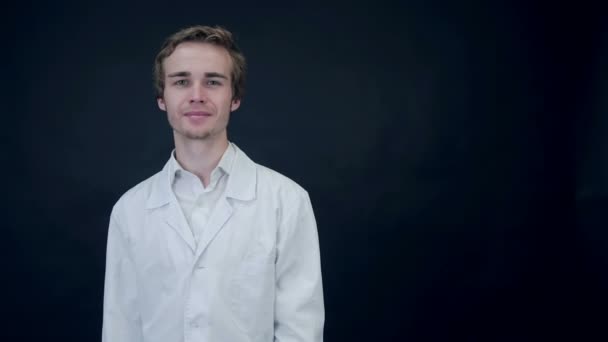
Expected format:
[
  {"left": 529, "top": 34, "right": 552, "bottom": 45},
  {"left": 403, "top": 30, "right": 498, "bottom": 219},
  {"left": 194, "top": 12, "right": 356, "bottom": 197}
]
[{"left": 174, "top": 133, "right": 229, "bottom": 187}]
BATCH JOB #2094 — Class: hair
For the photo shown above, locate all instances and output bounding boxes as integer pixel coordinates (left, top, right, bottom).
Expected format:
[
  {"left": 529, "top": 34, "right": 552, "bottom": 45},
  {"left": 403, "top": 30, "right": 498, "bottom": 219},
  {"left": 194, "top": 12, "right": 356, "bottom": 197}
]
[{"left": 153, "top": 25, "right": 246, "bottom": 100}]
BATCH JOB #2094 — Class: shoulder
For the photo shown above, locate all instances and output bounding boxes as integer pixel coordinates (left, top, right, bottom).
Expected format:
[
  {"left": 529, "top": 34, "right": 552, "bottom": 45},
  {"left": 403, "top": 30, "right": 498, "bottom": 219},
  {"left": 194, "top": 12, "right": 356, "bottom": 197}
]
[
  {"left": 233, "top": 143, "right": 310, "bottom": 203},
  {"left": 110, "top": 169, "right": 163, "bottom": 220},
  {"left": 253, "top": 162, "right": 311, "bottom": 206},
  {"left": 255, "top": 163, "right": 306, "bottom": 192}
]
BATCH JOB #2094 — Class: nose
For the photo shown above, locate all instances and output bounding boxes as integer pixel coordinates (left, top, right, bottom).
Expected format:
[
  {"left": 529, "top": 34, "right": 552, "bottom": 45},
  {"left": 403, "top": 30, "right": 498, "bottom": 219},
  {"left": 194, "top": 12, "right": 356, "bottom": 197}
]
[{"left": 190, "top": 83, "right": 208, "bottom": 104}]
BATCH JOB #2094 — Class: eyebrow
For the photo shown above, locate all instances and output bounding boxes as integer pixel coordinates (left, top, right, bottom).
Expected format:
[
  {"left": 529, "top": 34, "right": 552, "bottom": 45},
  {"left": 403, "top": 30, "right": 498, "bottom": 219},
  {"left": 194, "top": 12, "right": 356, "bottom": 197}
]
[{"left": 167, "top": 71, "right": 228, "bottom": 79}]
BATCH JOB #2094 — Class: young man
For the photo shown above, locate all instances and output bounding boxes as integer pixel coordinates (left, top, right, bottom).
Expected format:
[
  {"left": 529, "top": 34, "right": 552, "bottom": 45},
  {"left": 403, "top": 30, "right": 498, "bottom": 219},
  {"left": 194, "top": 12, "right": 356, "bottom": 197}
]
[{"left": 102, "top": 26, "right": 324, "bottom": 342}]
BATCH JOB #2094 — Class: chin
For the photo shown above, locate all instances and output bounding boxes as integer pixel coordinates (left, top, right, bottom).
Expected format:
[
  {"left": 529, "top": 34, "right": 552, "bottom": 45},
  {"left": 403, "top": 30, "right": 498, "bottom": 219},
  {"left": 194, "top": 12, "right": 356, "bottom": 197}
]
[
  {"left": 184, "top": 131, "right": 212, "bottom": 140},
  {"left": 184, "top": 130, "right": 211, "bottom": 140}
]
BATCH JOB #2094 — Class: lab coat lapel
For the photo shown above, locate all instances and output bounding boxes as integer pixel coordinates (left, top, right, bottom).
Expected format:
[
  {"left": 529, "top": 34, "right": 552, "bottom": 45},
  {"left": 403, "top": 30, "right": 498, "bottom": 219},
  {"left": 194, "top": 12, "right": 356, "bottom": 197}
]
[
  {"left": 194, "top": 196, "right": 233, "bottom": 260},
  {"left": 146, "top": 144, "right": 257, "bottom": 260},
  {"left": 193, "top": 143, "right": 257, "bottom": 261},
  {"left": 162, "top": 201, "right": 197, "bottom": 253},
  {"left": 146, "top": 157, "right": 196, "bottom": 254}
]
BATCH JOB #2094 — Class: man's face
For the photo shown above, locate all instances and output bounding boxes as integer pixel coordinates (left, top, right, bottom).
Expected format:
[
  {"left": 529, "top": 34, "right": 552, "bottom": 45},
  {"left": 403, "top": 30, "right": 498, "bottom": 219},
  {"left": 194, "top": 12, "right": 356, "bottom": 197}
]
[{"left": 158, "top": 42, "right": 240, "bottom": 142}]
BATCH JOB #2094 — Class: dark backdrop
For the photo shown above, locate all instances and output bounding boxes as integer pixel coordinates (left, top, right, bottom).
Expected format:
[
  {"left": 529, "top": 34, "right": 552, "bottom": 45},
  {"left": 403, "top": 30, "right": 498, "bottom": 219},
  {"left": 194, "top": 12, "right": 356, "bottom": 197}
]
[{"left": 4, "top": 1, "right": 605, "bottom": 341}]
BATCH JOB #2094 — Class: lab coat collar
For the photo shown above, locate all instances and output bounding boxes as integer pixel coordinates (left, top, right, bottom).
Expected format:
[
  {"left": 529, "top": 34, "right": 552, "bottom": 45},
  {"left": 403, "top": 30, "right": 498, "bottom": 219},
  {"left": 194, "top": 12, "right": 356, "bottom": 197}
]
[{"left": 145, "top": 143, "right": 257, "bottom": 209}]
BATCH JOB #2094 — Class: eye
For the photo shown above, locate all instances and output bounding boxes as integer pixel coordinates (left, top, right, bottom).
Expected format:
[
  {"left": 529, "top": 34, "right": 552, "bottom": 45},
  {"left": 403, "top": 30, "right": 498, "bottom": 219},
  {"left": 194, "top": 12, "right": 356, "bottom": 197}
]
[
  {"left": 207, "top": 79, "right": 222, "bottom": 86},
  {"left": 174, "top": 79, "right": 189, "bottom": 86}
]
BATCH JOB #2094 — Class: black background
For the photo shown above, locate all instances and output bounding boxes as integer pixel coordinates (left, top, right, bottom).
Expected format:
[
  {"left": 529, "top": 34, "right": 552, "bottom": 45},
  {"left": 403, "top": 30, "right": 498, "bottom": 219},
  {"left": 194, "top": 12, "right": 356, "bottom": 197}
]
[{"left": 5, "top": 1, "right": 607, "bottom": 341}]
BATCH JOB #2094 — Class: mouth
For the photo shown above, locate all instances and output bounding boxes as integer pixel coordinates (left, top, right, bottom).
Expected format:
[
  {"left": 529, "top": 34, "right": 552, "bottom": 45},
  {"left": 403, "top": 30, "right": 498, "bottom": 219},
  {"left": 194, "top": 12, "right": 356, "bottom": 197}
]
[{"left": 184, "top": 111, "right": 212, "bottom": 117}]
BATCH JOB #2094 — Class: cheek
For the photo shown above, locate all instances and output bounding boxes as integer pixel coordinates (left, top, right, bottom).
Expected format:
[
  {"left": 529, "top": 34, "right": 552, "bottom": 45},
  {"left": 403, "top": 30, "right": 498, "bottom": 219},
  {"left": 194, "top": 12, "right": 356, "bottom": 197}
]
[
  {"left": 165, "top": 98, "right": 183, "bottom": 113},
  {"left": 164, "top": 91, "right": 185, "bottom": 106}
]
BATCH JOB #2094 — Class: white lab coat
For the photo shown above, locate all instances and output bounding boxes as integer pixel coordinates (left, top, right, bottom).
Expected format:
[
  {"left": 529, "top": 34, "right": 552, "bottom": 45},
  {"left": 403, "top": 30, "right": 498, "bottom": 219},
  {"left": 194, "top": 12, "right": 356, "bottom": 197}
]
[{"left": 102, "top": 144, "right": 324, "bottom": 342}]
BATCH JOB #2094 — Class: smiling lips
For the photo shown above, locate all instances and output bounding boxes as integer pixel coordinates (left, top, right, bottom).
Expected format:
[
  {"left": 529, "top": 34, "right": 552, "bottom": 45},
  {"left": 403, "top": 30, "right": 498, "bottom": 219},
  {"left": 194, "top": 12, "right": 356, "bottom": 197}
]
[{"left": 184, "top": 111, "right": 212, "bottom": 117}]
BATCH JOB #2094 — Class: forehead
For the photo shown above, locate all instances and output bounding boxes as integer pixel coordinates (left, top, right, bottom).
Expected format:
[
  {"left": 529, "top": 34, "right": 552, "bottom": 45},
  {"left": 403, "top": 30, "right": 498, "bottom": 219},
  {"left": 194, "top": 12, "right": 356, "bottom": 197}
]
[{"left": 163, "top": 42, "right": 233, "bottom": 75}]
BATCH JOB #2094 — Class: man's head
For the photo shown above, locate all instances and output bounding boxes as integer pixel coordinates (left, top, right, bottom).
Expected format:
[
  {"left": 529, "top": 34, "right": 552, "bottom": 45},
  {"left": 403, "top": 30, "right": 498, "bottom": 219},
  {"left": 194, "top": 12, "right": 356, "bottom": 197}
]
[
  {"left": 154, "top": 26, "right": 246, "bottom": 142},
  {"left": 154, "top": 25, "right": 246, "bottom": 101}
]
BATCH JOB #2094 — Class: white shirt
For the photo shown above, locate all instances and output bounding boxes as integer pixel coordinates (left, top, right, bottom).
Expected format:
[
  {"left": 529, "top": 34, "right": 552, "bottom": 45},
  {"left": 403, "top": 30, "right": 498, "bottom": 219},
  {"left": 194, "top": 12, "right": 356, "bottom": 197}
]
[
  {"left": 169, "top": 144, "right": 235, "bottom": 244},
  {"left": 102, "top": 143, "right": 324, "bottom": 342}
]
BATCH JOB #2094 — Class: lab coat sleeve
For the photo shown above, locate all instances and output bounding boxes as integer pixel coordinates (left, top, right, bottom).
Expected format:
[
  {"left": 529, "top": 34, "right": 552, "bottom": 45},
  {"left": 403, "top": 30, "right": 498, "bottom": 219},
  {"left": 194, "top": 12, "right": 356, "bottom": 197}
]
[
  {"left": 102, "top": 209, "right": 143, "bottom": 342},
  {"left": 274, "top": 191, "right": 325, "bottom": 342}
]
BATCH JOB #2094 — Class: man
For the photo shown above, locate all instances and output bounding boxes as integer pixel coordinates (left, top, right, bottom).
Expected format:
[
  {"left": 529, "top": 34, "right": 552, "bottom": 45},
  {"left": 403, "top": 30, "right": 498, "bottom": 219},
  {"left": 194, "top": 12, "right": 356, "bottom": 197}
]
[{"left": 102, "top": 25, "right": 324, "bottom": 342}]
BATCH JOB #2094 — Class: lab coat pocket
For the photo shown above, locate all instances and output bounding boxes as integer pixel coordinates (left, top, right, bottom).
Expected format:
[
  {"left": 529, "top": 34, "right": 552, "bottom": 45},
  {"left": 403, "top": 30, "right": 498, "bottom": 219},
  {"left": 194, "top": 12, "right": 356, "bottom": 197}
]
[{"left": 230, "top": 251, "right": 276, "bottom": 337}]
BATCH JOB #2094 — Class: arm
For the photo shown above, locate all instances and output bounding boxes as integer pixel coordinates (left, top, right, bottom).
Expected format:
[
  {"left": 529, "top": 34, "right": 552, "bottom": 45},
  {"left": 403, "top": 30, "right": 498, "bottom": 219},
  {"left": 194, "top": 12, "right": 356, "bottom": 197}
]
[
  {"left": 101, "top": 210, "right": 143, "bottom": 342},
  {"left": 274, "top": 191, "right": 325, "bottom": 342}
]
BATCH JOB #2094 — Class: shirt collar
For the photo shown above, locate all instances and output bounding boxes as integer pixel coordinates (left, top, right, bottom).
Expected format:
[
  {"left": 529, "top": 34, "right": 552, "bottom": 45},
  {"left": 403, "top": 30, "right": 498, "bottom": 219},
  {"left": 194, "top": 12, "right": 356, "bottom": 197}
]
[
  {"left": 168, "top": 142, "right": 236, "bottom": 186},
  {"left": 146, "top": 142, "right": 256, "bottom": 209}
]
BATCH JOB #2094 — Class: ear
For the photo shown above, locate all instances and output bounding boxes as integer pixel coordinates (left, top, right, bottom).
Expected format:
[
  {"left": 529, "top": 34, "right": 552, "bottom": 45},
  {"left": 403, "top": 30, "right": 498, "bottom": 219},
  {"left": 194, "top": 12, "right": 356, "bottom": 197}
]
[
  {"left": 230, "top": 98, "right": 241, "bottom": 112},
  {"left": 157, "top": 97, "right": 166, "bottom": 111}
]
